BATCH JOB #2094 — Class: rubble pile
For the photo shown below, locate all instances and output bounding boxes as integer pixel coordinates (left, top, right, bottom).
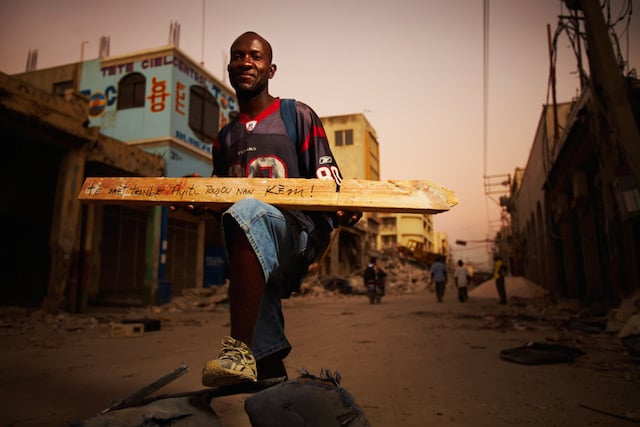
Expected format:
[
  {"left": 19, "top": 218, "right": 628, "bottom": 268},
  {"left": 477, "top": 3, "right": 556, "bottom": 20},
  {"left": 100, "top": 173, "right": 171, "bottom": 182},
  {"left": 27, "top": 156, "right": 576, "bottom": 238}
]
[
  {"left": 299, "top": 257, "right": 432, "bottom": 297},
  {"left": 0, "top": 306, "right": 102, "bottom": 337},
  {"left": 156, "top": 286, "right": 230, "bottom": 313},
  {"left": 608, "top": 289, "right": 640, "bottom": 335}
]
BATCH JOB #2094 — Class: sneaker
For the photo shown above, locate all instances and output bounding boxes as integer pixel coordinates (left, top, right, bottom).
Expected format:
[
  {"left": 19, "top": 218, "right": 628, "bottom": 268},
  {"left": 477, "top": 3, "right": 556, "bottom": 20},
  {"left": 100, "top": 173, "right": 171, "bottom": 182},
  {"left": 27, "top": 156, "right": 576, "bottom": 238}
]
[{"left": 202, "top": 336, "right": 258, "bottom": 387}]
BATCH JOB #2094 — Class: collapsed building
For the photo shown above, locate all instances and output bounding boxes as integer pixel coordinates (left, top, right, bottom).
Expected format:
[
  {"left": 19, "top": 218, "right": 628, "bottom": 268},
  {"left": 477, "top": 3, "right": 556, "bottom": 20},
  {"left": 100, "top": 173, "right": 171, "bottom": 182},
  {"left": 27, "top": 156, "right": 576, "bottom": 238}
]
[{"left": 502, "top": 0, "right": 640, "bottom": 309}]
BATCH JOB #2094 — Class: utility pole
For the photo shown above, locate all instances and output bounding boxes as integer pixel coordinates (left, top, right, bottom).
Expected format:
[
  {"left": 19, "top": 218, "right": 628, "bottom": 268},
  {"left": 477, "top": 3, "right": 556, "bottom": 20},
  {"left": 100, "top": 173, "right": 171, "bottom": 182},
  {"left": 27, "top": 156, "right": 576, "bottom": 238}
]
[
  {"left": 80, "top": 41, "right": 88, "bottom": 62},
  {"left": 576, "top": 0, "right": 640, "bottom": 181},
  {"left": 201, "top": 0, "right": 206, "bottom": 66}
]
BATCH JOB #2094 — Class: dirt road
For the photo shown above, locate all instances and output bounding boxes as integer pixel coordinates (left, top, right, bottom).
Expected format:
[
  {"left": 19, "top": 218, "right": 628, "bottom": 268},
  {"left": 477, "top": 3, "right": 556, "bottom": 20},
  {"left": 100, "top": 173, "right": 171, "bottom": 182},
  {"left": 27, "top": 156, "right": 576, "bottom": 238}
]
[{"left": 0, "top": 290, "right": 638, "bottom": 426}]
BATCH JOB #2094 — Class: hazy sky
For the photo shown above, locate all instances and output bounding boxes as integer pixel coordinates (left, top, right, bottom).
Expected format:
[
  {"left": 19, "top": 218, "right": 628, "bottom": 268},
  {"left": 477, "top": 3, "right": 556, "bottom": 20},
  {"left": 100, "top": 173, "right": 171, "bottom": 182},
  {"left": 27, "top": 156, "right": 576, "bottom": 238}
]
[{"left": 1, "top": 0, "right": 638, "bottom": 268}]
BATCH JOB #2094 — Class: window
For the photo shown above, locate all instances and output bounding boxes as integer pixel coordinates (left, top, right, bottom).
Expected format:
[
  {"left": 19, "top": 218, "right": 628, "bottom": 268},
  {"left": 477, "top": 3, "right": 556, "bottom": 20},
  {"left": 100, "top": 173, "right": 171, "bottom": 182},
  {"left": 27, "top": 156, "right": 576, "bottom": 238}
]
[
  {"left": 189, "top": 85, "right": 219, "bottom": 143},
  {"left": 382, "top": 217, "right": 396, "bottom": 228},
  {"left": 382, "top": 235, "right": 397, "bottom": 247},
  {"left": 117, "top": 73, "right": 146, "bottom": 109},
  {"left": 335, "top": 129, "right": 353, "bottom": 146},
  {"left": 53, "top": 80, "right": 74, "bottom": 97}
]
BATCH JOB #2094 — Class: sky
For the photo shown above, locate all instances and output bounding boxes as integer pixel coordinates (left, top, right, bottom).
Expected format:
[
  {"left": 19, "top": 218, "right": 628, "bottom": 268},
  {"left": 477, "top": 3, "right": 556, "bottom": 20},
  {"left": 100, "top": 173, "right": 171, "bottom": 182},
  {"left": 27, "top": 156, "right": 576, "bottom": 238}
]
[{"left": 1, "top": 0, "right": 638, "bottom": 269}]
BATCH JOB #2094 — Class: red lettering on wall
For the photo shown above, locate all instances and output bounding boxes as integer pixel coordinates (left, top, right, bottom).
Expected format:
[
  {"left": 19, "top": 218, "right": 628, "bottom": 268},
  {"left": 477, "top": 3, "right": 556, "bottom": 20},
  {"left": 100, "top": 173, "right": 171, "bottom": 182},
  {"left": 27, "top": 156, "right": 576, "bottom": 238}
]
[
  {"left": 175, "top": 82, "right": 186, "bottom": 115},
  {"left": 142, "top": 55, "right": 173, "bottom": 69},
  {"left": 147, "top": 77, "right": 170, "bottom": 112}
]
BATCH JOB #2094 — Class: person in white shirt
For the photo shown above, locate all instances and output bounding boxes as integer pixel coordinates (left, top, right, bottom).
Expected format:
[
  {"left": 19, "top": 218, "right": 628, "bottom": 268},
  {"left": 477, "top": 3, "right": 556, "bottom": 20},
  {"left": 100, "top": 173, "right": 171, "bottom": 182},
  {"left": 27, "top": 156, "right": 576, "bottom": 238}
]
[{"left": 453, "top": 259, "right": 470, "bottom": 302}]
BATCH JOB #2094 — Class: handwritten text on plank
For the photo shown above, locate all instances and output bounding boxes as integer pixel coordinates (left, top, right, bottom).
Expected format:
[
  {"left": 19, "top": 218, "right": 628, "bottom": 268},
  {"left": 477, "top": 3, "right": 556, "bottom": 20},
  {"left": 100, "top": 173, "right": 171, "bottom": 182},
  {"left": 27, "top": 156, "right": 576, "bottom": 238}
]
[{"left": 83, "top": 182, "right": 315, "bottom": 200}]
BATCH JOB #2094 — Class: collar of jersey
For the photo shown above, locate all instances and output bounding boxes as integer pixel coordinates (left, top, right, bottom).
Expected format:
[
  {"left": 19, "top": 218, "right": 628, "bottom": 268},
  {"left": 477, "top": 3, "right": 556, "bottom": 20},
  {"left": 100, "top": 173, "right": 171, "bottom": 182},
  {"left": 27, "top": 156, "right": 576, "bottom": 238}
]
[{"left": 238, "top": 98, "right": 281, "bottom": 126}]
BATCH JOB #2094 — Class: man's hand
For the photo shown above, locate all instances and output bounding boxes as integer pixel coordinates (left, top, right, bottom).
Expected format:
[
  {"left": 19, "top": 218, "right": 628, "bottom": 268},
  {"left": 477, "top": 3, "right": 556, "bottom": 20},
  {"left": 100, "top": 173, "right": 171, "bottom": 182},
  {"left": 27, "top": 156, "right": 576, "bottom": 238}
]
[
  {"left": 336, "top": 210, "right": 362, "bottom": 227},
  {"left": 168, "top": 173, "right": 224, "bottom": 217}
]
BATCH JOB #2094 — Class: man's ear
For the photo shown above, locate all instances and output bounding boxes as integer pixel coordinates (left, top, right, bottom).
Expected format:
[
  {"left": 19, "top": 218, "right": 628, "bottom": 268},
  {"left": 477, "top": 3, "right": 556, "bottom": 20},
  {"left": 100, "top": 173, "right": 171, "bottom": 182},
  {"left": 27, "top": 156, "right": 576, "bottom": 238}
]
[{"left": 269, "top": 63, "right": 277, "bottom": 79}]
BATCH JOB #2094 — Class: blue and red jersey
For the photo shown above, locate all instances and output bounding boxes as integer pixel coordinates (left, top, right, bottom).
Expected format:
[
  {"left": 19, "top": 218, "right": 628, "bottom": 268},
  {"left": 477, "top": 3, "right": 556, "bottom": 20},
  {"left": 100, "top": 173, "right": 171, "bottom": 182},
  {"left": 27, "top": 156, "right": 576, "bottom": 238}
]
[{"left": 212, "top": 98, "right": 343, "bottom": 232}]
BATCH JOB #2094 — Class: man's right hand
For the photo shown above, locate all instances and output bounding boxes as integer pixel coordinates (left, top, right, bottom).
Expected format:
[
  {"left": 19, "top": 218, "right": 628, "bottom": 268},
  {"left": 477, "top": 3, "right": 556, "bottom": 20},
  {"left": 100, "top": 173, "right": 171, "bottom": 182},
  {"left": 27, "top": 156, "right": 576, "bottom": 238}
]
[
  {"left": 169, "top": 204, "right": 223, "bottom": 219},
  {"left": 335, "top": 210, "right": 362, "bottom": 227}
]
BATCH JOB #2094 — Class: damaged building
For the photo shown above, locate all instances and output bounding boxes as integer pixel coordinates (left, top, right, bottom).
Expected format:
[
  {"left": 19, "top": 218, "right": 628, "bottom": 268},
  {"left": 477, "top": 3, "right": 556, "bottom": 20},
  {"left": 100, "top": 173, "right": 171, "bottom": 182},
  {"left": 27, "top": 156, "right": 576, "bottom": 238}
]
[
  {"left": 1, "top": 71, "right": 164, "bottom": 311},
  {"left": 503, "top": 0, "right": 640, "bottom": 309}
]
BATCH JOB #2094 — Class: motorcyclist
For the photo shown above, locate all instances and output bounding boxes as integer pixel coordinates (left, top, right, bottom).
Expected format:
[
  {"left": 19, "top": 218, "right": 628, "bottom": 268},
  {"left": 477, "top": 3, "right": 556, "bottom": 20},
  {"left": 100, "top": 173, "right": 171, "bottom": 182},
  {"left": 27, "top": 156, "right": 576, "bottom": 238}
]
[{"left": 364, "top": 257, "right": 386, "bottom": 304}]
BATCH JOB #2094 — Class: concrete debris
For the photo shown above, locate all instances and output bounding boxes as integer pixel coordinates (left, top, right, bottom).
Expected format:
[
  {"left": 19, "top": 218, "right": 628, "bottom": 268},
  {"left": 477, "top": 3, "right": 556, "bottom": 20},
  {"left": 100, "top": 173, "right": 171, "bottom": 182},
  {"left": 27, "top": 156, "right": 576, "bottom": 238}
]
[
  {"left": 110, "top": 322, "right": 144, "bottom": 337},
  {"left": 301, "top": 257, "right": 432, "bottom": 297},
  {"left": 154, "top": 285, "right": 230, "bottom": 313},
  {"left": 618, "top": 314, "right": 640, "bottom": 338},
  {"left": 608, "top": 289, "right": 640, "bottom": 334},
  {"left": 0, "top": 307, "right": 101, "bottom": 337}
]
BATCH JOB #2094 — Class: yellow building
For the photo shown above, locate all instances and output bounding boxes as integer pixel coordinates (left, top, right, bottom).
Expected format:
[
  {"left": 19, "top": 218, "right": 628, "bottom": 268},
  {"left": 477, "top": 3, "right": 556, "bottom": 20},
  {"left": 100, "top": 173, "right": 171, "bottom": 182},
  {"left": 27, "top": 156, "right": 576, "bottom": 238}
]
[
  {"left": 321, "top": 113, "right": 442, "bottom": 262},
  {"left": 321, "top": 113, "right": 380, "bottom": 181},
  {"left": 379, "top": 214, "right": 434, "bottom": 252}
]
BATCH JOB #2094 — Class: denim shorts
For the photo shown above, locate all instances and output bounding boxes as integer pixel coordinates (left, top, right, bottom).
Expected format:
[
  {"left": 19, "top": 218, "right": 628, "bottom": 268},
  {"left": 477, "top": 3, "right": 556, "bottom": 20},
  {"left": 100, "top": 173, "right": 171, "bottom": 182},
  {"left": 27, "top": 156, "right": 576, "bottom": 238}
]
[{"left": 222, "top": 198, "right": 310, "bottom": 360}]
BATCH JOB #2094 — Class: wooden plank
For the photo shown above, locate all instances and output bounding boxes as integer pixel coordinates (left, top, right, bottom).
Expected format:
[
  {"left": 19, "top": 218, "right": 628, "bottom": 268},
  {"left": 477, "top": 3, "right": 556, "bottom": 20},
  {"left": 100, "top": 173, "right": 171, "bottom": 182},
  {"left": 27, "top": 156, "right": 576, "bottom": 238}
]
[{"left": 78, "top": 177, "right": 457, "bottom": 214}]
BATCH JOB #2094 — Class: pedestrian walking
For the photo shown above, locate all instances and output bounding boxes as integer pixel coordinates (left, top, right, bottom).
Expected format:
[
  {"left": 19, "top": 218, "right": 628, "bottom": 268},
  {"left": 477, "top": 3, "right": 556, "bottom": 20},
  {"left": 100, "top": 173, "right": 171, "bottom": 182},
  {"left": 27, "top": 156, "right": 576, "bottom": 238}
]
[
  {"left": 493, "top": 255, "right": 507, "bottom": 304},
  {"left": 430, "top": 255, "right": 447, "bottom": 302},
  {"left": 453, "top": 259, "right": 470, "bottom": 302}
]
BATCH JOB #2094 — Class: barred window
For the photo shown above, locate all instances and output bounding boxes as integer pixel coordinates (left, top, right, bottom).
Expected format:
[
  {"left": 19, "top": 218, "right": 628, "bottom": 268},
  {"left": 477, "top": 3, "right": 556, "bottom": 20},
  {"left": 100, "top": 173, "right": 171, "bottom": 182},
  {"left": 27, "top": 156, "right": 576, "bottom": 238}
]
[
  {"left": 117, "top": 73, "right": 146, "bottom": 109},
  {"left": 335, "top": 129, "right": 353, "bottom": 146},
  {"left": 189, "top": 85, "right": 219, "bottom": 142}
]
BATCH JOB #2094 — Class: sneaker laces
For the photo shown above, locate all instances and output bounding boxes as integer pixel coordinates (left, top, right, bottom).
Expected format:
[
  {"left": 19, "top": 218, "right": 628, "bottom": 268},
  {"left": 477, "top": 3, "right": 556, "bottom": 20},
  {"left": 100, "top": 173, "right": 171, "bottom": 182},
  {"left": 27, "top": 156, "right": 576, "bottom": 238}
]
[{"left": 218, "top": 337, "right": 254, "bottom": 365}]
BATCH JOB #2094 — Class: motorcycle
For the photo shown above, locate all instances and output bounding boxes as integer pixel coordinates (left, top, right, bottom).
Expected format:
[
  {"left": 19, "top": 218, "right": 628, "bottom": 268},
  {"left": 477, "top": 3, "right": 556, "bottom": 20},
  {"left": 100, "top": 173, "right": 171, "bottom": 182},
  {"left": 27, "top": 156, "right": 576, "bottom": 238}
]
[
  {"left": 364, "top": 258, "right": 386, "bottom": 304},
  {"left": 367, "top": 278, "right": 385, "bottom": 304}
]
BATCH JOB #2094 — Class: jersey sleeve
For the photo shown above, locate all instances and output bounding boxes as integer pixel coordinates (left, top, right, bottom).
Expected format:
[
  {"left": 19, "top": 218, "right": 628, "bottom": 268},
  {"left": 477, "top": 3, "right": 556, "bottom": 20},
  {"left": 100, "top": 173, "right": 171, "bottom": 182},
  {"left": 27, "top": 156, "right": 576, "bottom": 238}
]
[
  {"left": 293, "top": 101, "right": 347, "bottom": 229},
  {"left": 295, "top": 101, "right": 343, "bottom": 187}
]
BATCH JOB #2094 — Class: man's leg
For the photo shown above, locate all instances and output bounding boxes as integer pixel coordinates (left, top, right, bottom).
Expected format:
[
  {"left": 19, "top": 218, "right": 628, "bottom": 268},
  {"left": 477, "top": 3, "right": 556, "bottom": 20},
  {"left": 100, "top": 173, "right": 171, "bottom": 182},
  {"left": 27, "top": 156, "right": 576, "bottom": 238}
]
[
  {"left": 227, "top": 221, "right": 264, "bottom": 345},
  {"left": 227, "top": 223, "right": 288, "bottom": 379},
  {"left": 436, "top": 281, "right": 444, "bottom": 302},
  {"left": 201, "top": 221, "right": 263, "bottom": 387},
  {"left": 204, "top": 200, "right": 303, "bottom": 386},
  {"left": 496, "top": 278, "right": 507, "bottom": 304}
]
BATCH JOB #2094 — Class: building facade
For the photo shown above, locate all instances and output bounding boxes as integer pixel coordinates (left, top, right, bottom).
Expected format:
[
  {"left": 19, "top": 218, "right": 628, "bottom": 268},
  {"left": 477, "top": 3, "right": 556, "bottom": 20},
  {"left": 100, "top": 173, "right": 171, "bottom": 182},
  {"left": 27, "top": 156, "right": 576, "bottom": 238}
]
[
  {"left": 508, "top": 82, "right": 640, "bottom": 308},
  {"left": 503, "top": 1, "right": 640, "bottom": 309},
  {"left": 1, "top": 71, "right": 164, "bottom": 310},
  {"left": 12, "top": 45, "right": 238, "bottom": 308},
  {"left": 321, "top": 113, "right": 381, "bottom": 181}
]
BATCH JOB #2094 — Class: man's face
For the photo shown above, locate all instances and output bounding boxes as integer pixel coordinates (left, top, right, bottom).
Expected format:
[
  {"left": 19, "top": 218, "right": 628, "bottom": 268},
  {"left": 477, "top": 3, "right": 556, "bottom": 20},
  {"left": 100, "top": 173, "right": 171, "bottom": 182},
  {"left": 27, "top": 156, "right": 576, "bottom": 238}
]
[{"left": 228, "top": 34, "right": 276, "bottom": 96}]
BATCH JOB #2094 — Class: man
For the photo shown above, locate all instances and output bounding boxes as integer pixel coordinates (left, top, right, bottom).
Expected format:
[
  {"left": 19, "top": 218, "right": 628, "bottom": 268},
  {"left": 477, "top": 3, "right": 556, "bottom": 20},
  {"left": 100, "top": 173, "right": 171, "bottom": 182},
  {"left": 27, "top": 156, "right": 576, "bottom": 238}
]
[
  {"left": 430, "top": 256, "right": 447, "bottom": 302},
  {"left": 453, "top": 259, "right": 469, "bottom": 302},
  {"left": 493, "top": 255, "right": 507, "bottom": 304},
  {"left": 201, "top": 31, "right": 361, "bottom": 387},
  {"left": 363, "top": 256, "right": 386, "bottom": 304}
]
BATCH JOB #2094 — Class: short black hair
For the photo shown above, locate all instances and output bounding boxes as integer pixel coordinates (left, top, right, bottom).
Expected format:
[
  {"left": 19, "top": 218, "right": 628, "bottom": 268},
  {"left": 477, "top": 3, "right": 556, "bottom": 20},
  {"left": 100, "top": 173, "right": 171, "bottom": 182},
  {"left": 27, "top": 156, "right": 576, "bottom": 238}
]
[{"left": 234, "top": 31, "right": 273, "bottom": 63}]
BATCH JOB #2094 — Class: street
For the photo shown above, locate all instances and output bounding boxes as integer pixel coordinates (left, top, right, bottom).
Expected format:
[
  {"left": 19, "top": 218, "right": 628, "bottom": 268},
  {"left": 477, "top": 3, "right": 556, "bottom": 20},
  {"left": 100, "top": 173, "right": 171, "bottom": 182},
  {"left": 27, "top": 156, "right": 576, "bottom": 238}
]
[{"left": 0, "top": 289, "right": 638, "bottom": 426}]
